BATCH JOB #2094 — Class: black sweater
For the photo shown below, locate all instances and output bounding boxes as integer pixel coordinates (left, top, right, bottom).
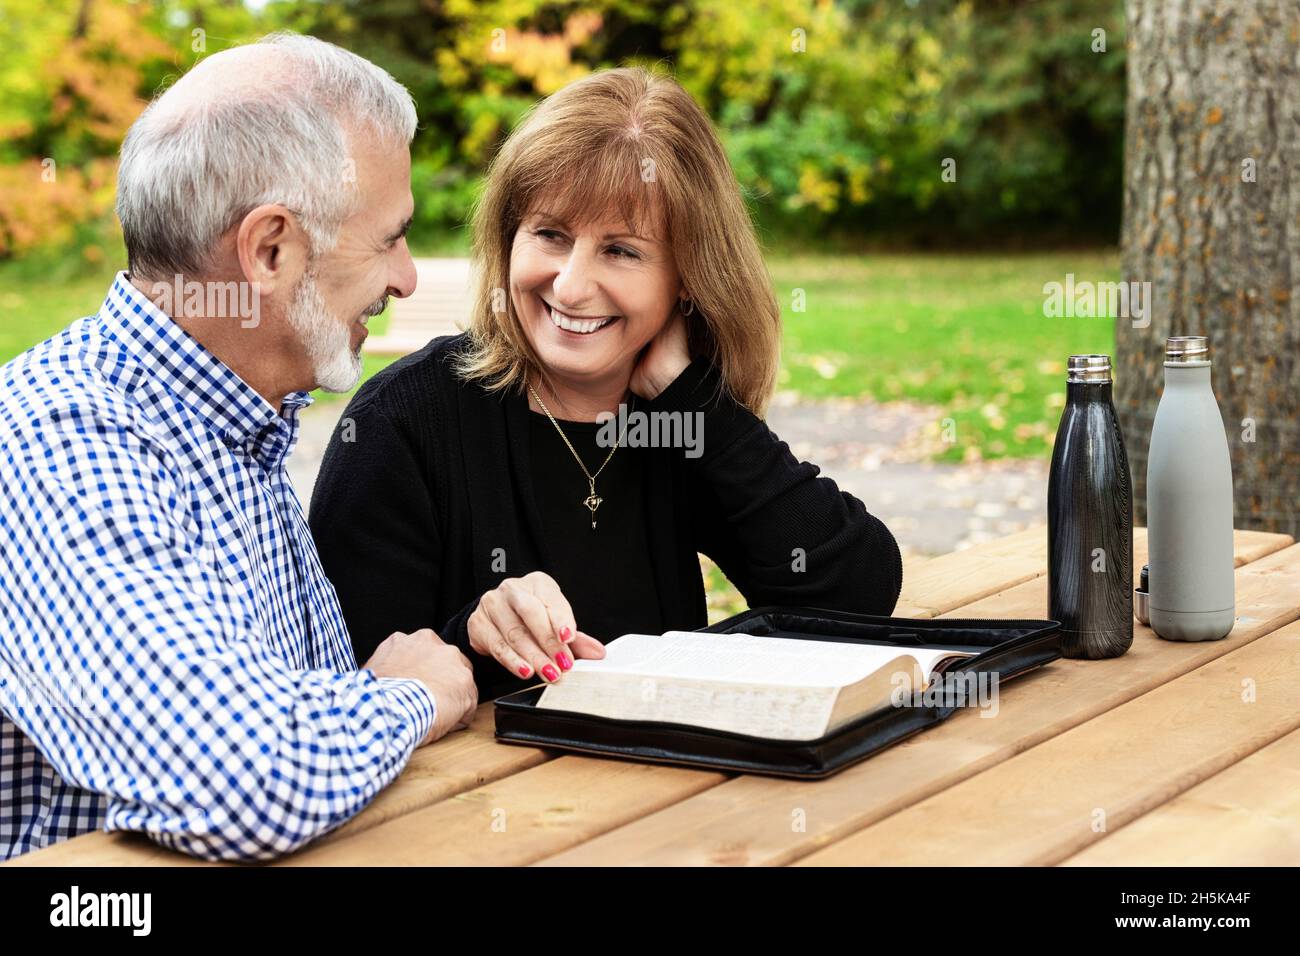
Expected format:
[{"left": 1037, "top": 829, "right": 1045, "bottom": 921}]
[
  {"left": 307, "top": 333, "right": 903, "bottom": 699},
  {"left": 525, "top": 407, "right": 666, "bottom": 642}
]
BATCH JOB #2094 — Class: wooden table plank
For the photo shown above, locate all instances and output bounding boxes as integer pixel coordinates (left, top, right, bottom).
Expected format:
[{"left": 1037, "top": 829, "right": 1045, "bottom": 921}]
[
  {"left": 796, "top": 618, "right": 1300, "bottom": 866},
  {"left": 279, "top": 757, "right": 726, "bottom": 866},
  {"left": 1220, "top": 529, "right": 1300, "bottom": 567},
  {"left": 1060, "top": 724, "right": 1300, "bottom": 866},
  {"left": 894, "top": 526, "right": 1047, "bottom": 617},
  {"left": 316, "top": 705, "right": 548, "bottom": 844},
  {"left": 3, "top": 835, "right": 223, "bottom": 868},
  {"left": 535, "top": 539, "right": 1300, "bottom": 866},
  {"left": 894, "top": 527, "right": 1286, "bottom": 619}
]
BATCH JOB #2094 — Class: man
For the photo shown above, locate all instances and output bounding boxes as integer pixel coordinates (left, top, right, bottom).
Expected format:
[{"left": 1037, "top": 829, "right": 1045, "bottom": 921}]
[{"left": 0, "top": 33, "right": 477, "bottom": 862}]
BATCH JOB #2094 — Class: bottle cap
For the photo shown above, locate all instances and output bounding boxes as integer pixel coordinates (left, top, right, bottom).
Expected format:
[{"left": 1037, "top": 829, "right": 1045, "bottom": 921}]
[
  {"left": 1067, "top": 354, "right": 1112, "bottom": 384},
  {"left": 1134, "top": 564, "right": 1150, "bottom": 626},
  {"left": 1165, "top": 336, "right": 1209, "bottom": 364}
]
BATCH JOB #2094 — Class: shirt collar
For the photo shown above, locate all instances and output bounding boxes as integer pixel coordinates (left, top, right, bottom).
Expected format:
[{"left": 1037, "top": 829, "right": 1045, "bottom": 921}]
[{"left": 97, "top": 271, "right": 314, "bottom": 469}]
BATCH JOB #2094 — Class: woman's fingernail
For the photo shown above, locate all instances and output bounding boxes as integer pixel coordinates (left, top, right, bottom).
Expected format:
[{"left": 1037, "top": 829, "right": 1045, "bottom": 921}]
[
  {"left": 559, "top": 625, "right": 572, "bottom": 642},
  {"left": 542, "top": 665, "right": 559, "bottom": 682},
  {"left": 557, "top": 651, "right": 572, "bottom": 671},
  {"left": 517, "top": 664, "right": 532, "bottom": 678}
]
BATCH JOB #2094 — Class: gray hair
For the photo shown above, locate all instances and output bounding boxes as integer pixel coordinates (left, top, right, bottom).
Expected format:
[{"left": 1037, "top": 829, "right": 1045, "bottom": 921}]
[{"left": 117, "top": 32, "right": 417, "bottom": 280}]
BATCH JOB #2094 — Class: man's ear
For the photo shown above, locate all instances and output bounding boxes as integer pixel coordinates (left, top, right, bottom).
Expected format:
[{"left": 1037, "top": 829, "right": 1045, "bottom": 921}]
[{"left": 235, "top": 204, "right": 310, "bottom": 295}]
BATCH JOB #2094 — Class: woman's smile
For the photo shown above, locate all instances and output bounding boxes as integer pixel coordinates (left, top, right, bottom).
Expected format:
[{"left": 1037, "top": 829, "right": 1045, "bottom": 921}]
[{"left": 543, "top": 296, "right": 621, "bottom": 336}]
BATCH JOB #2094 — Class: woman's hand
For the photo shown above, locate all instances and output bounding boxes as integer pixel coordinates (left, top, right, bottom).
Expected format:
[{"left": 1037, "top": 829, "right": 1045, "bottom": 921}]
[
  {"left": 630, "top": 309, "right": 691, "bottom": 401},
  {"left": 467, "top": 571, "right": 606, "bottom": 681}
]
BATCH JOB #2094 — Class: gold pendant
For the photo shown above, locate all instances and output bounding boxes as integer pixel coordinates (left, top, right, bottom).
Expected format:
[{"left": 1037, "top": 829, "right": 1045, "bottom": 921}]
[{"left": 583, "top": 480, "right": 602, "bottom": 530}]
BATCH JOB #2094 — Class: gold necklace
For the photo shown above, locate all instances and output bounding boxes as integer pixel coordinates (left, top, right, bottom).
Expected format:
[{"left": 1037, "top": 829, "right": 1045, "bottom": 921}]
[{"left": 528, "top": 383, "right": 633, "bottom": 531}]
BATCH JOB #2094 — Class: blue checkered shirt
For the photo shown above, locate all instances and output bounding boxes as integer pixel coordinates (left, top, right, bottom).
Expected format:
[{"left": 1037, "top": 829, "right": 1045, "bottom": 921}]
[{"left": 0, "top": 272, "right": 436, "bottom": 861}]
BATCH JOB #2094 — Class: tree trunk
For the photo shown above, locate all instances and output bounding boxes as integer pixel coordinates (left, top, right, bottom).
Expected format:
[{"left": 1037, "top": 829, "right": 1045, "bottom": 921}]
[{"left": 1117, "top": 0, "right": 1299, "bottom": 538}]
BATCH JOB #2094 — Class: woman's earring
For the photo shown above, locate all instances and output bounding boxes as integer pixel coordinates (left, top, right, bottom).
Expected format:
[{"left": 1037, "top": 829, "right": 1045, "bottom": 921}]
[{"left": 680, "top": 297, "right": 695, "bottom": 317}]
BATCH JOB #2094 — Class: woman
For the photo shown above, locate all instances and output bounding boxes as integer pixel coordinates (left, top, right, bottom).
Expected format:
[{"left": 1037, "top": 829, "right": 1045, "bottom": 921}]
[{"left": 309, "top": 66, "right": 903, "bottom": 700}]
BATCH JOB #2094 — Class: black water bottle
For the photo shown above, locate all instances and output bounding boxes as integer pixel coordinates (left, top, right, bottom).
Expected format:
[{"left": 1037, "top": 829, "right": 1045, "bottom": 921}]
[{"left": 1047, "top": 354, "right": 1133, "bottom": 659}]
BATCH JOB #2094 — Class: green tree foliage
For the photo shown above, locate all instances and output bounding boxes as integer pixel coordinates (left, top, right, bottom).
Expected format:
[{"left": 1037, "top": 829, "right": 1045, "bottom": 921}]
[
  {"left": 924, "top": 0, "right": 1127, "bottom": 242},
  {"left": 0, "top": 0, "right": 1125, "bottom": 259},
  {"left": 296, "top": 0, "right": 1125, "bottom": 245},
  {"left": 0, "top": 0, "right": 172, "bottom": 257}
]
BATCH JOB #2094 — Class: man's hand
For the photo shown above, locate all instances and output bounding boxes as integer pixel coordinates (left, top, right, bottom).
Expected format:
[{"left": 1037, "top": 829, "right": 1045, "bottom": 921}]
[{"left": 363, "top": 628, "right": 478, "bottom": 746}]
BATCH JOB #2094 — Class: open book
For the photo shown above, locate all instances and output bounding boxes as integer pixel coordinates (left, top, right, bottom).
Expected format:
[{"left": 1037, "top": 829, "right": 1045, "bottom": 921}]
[{"left": 535, "top": 630, "right": 978, "bottom": 741}]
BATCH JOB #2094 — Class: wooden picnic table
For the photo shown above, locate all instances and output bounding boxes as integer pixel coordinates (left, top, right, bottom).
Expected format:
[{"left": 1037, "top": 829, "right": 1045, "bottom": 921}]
[{"left": 9, "top": 525, "right": 1300, "bottom": 867}]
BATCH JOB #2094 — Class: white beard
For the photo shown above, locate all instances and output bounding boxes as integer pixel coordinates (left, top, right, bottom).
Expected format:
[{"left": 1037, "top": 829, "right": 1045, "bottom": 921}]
[{"left": 286, "top": 271, "right": 363, "bottom": 393}]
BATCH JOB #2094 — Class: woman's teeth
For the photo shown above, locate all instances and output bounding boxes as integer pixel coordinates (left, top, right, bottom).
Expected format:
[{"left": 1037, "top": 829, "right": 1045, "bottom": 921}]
[{"left": 549, "top": 304, "right": 614, "bottom": 334}]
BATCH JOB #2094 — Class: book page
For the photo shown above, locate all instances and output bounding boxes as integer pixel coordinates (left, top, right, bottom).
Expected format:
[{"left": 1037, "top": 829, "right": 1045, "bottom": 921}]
[
  {"left": 576, "top": 631, "right": 965, "bottom": 688},
  {"left": 540, "top": 671, "right": 842, "bottom": 740}
]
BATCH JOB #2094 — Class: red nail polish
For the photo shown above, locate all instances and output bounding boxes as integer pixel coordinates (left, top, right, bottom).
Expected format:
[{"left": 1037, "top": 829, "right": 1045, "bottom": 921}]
[
  {"left": 557, "top": 651, "right": 572, "bottom": 671},
  {"left": 542, "top": 665, "right": 559, "bottom": 681},
  {"left": 559, "top": 625, "right": 572, "bottom": 642},
  {"left": 518, "top": 664, "right": 532, "bottom": 678}
]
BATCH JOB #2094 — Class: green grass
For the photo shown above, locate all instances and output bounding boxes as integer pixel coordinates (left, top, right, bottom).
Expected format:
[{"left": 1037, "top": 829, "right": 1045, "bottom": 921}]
[
  {"left": 0, "top": 250, "right": 1120, "bottom": 459},
  {"left": 0, "top": 258, "right": 122, "bottom": 364},
  {"left": 771, "top": 250, "right": 1119, "bottom": 461}
]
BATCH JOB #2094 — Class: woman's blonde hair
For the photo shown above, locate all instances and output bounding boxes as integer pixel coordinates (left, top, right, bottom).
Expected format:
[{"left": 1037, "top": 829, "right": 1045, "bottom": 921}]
[{"left": 452, "top": 65, "right": 781, "bottom": 416}]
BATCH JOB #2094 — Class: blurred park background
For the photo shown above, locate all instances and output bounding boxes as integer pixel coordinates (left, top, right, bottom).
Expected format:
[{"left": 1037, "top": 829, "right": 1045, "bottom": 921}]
[{"left": 1, "top": 0, "right": 1136, "bottom": 599}]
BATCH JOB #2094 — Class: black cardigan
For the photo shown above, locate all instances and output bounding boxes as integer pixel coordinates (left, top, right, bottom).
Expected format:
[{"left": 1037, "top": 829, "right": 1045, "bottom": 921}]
[{"left": 307, "top": 333, "right": 903, "bottom": 699}]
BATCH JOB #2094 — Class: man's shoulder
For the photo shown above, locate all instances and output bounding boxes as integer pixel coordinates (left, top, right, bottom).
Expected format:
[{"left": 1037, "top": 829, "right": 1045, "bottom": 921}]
[
  {"left": 2, "top": 317, "right": 114, "bottom": 412},
  {"left": 0, "top": 318, "right": 170, "bottom": 467}
]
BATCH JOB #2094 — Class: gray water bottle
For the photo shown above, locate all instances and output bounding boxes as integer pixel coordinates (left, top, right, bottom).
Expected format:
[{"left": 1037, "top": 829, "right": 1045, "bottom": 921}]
[{"left": 1145, "top": 336, "right": 1236, "bottom": 641}]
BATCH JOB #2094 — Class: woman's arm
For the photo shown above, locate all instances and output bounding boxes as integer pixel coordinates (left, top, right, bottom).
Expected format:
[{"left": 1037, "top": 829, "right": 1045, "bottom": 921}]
[{"left": 646, "top": 358, "right": 903, "bottom": 615}]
